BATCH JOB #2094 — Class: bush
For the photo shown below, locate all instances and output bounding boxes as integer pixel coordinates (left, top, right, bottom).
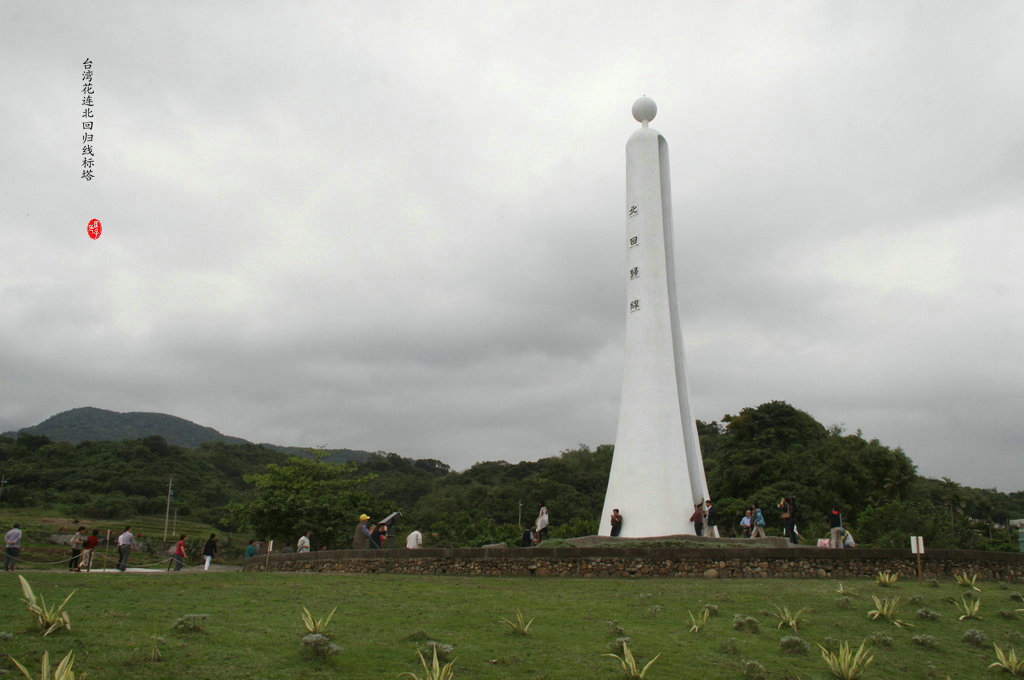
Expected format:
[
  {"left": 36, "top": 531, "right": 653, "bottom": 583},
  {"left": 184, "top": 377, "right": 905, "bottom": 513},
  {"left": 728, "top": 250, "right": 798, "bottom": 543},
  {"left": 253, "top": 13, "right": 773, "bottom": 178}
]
[
  {"left": 779, "top": 636, "right": 809, "bottom": 654},
  {"left": 913, "top": 634, "right": 939, "bottom": 648},
  {"left": 743, "top": 659, "right": 767, "bottom": 680},
  {"left": 962, "top": 629, "right": 988, "bottom": 647},
  {"left": 302, "top": 633, "right": 341, "bottom": 658}
]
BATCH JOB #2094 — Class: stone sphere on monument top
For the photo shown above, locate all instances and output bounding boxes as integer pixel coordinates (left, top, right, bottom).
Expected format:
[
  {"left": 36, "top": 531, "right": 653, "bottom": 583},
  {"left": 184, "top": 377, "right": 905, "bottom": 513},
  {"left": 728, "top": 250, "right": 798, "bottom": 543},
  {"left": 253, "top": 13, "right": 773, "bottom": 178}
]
[{"left": 632, "top": 96, "right": 657, "bottom": 123}]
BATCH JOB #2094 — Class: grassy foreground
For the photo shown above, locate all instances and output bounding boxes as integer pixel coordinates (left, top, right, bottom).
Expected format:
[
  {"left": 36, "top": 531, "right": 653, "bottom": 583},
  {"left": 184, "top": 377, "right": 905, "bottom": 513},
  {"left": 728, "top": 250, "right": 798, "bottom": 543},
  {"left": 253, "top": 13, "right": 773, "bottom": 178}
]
[{"left": 1, "top": 570, "right": 1023, "bottom": 679}]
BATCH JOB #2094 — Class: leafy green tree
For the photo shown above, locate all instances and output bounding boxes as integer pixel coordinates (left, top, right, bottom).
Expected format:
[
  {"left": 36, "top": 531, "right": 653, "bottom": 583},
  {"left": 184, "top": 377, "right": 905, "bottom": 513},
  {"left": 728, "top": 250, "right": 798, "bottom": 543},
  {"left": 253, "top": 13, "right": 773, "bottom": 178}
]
[{"left": 227, "top": 454, "right": 378, "bottom": 549}]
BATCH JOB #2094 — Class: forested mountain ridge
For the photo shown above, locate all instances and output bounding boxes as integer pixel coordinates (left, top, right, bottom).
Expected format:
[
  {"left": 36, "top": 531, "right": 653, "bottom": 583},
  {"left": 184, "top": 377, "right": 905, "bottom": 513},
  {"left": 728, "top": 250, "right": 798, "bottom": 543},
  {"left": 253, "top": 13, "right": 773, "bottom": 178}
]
[
  {"left": 2, "top": 401, "right": 1021, "bottom": 550},
  {"left": 6, "top": 407, "right": 249, "bottom": 448},
  {"left": 5, "top": 406, "right": 373, "bottom": 463}
]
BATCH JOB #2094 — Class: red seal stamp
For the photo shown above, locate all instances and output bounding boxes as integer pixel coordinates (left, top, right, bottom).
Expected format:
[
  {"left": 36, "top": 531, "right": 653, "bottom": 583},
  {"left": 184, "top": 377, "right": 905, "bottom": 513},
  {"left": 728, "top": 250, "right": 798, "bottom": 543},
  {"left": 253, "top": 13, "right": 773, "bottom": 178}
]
[{"left": 87, "top": 219, "right": 102, "bottom": 240}]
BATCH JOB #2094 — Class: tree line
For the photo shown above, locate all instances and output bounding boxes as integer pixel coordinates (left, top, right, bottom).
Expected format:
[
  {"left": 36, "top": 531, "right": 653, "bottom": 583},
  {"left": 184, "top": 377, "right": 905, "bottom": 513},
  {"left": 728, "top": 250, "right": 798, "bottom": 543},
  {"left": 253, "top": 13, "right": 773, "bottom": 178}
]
[{"left": 2, "top": 401, "right": 1021, "bottom": 551}]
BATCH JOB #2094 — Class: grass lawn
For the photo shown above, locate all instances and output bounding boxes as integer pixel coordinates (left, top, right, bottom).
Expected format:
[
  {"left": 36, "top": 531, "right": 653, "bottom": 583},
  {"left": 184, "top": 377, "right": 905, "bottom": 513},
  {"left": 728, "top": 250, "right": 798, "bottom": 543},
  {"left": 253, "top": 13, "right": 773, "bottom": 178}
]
[{"left": 2, "top": 570, "right": 1024, "bottom": 679}]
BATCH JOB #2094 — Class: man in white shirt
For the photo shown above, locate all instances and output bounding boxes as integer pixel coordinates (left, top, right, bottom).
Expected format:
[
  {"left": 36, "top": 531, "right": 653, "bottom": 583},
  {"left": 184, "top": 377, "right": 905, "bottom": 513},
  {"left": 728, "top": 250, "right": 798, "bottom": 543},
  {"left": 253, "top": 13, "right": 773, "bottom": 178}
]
[
  {"left": 406, "top": 529, "right": 423, "bottom": 549},
  {"left": 4, "top": 522, "right": 22, "bottom": 571},
  {"left": 297, "top": 530, "right": 311, "bottom": 553},
  {"left": 116, "top": 526, "right": 137, "bottom": 572}
]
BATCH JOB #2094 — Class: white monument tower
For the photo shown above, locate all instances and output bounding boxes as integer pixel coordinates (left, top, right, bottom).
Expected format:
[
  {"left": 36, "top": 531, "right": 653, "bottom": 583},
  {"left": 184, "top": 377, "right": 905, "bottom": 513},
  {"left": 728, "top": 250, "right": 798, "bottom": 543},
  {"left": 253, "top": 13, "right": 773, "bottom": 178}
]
[{"left": 599, "top": 97, "right": 713, "bottom": 538}]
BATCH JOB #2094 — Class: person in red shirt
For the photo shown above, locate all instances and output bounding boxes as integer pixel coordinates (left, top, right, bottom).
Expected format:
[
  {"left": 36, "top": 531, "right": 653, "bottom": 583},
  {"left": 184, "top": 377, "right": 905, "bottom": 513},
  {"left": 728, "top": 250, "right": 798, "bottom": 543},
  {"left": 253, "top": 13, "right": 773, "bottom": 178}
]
[
  {"left": 173, "top": 534, "right": 187, "bottom": 571},
  {"left": 81, "top": 529, "right": 100, "bottom": 572}
]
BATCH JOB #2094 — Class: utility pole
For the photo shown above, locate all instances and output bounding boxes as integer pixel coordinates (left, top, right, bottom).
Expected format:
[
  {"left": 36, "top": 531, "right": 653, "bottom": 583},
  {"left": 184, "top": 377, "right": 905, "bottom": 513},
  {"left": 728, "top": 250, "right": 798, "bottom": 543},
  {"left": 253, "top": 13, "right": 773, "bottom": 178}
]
[
  {"left": 0, "top": 474, "right": 7, "bottom": 500},
  {"left": 163, "top": 477, "right": 173, "bottom": 540},
  {"left": 518, "top": 499, "right": 522, "bottom": 528}
]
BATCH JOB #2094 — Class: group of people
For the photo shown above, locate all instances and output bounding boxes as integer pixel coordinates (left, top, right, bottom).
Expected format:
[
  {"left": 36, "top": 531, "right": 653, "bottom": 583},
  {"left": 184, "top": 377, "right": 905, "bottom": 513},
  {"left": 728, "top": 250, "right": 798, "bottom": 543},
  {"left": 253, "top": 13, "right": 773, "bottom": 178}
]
[
  {"left": 519, "top": 502, "right": 551, "bottom": 546},
  {"left": 690, "top": 499, "right": 718, "bottom": 537},
  {"left": 349, "top": 514, "right": 424, "bottom": 550},
  {"left": 738, "top": 505, "right": 768, "bottom": 538}
]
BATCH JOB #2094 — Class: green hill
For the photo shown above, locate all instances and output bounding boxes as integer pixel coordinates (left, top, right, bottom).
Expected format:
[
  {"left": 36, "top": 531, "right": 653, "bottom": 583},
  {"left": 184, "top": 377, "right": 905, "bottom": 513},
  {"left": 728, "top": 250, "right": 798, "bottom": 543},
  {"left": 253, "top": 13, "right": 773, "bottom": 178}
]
[{"left": 8, "top": 406, "right": 250, "bottom": 448}]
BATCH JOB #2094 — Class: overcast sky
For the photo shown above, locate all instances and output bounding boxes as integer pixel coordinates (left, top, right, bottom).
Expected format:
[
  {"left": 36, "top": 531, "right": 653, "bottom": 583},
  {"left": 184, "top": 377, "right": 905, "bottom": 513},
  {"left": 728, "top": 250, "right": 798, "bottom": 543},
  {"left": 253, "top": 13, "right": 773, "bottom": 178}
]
[{"left": 2, "top": 2, "right": 1022, "bottom": 491}]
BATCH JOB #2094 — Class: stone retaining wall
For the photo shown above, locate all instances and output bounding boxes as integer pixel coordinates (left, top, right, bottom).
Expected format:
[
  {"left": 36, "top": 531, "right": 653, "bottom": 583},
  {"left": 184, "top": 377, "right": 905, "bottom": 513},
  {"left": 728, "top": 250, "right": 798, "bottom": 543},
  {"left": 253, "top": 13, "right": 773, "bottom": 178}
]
[{"left": 244, "top": 546, "right": 1024, "bottom": 580}]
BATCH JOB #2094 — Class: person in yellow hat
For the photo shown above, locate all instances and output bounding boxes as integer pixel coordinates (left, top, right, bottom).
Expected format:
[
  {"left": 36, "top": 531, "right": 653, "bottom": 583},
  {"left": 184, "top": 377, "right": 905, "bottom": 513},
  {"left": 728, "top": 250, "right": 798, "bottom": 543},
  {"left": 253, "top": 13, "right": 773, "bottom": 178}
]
[{"left": 352, "top": 514, "right": 374, "bottom": 549}]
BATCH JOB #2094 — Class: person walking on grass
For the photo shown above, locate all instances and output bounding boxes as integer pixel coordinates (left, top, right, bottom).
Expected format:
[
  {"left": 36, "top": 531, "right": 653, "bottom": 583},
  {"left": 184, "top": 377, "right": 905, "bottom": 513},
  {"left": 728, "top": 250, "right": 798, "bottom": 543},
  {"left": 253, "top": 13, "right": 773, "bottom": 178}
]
[
  {"left": 116, "top": 526, "right": 136, "bottom": 572},
  {"left": 202, "top": 534, "right": 217, "bottom": 571},
  {"left": 4, "top": 522, "right": 22, "bottom": 571}
]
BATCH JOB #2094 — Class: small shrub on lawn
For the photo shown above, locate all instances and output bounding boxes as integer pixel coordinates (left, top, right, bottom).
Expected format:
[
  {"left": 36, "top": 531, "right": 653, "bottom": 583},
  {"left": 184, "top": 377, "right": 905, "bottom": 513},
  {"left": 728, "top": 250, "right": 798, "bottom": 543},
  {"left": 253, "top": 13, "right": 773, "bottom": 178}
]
[
  {"left": 172, "top": 614, "right": 208, "bottom": 632},
  {"left": 609, "top": 636, "right": 632, "bottom": 653},
  {"left": 868, "top": 633, "right": 893, "bottom": 647},
  {"left": 835, "top": 596, "right": 852, "bottom": 609},
  {"left": 703, "top": 603, "right": 719, "bottom": 616},
  {"left": 780, "top": 635, "right": 809, "bottom": 654},
  {"left": 607, "top": 620, "right": 626, "bottom": 636},
  {"left": 1011, "top": 592, "right": 1024, "bottom": 603},
  {"left": 1000, "top": 610, "right": 1019, "bottom": 620},
  {"left": 744, "top": 659, "right": 768, "bottom": 679},
  {"left": 917, "top": 608, "right": 941, "bottom": 620},
  {"left": 913, "top": 634, "right": 940, "bottom": 648},
  {"left": 302, "top": 633, "right": 340, "bottom": 658},
  {"left": 718, "top": 637, "right": 740, "bottom": 655},
  {"left": 963, "top": 629, "right": 989, "bottom": 647},
  {"left": 732, "top": 614, "right": 759, "bottom": 634},
  {"left": 909, "top": 594, "right": 925, "bottom": 605},
  {"left": 418, "top": 641, "right": 454, "bottom": 663}
]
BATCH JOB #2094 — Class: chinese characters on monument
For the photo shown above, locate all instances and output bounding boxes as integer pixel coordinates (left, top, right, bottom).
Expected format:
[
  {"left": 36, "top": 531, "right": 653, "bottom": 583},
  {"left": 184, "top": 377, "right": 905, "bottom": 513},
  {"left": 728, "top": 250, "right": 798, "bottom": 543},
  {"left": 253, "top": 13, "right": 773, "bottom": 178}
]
[{"left": 81, "top": 58, "right": 95, "bottom": 181}]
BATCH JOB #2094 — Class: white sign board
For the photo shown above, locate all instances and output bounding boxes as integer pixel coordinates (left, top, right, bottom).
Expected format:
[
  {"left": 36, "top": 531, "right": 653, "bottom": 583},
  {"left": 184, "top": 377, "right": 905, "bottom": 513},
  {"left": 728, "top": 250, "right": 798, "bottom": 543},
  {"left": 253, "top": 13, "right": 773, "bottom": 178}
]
[{"left": 910, "top": 536, "right": 925, "bottom": 554}]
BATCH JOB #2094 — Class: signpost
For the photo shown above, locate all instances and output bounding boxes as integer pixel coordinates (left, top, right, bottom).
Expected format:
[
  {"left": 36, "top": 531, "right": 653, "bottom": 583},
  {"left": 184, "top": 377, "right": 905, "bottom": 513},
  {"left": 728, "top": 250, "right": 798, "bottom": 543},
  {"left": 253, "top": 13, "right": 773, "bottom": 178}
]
[{"left": 910, "top": 535, "right": 925, "bottom": 583}]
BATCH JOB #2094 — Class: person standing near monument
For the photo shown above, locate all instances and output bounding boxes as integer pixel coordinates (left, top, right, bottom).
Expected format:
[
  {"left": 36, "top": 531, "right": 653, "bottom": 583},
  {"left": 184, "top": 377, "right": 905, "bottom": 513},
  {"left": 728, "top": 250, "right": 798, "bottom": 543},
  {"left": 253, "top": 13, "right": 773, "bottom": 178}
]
[
  {"left": 704, "top": 499, "right": 718, "bottom": 536},
  {"left": 406, "top": 528, "right": 423, "bottom": 549},
  {"left": 4, "top": 522, "right": 22, "bottom": 571},
  {"left": 535, "top": 502, "right": 550, "bottom": 542},
  {"left": 297, "top": 530, "right": 311, "bottom": 553},
  {"left": 116, "top": 526, "right": 137, "bottom": 572},
  {"left": 690, "top": 503, "right": 704, "bottom": 536},
  {"left": 609, "top": 509, "right": 623, "bottom": 537}
]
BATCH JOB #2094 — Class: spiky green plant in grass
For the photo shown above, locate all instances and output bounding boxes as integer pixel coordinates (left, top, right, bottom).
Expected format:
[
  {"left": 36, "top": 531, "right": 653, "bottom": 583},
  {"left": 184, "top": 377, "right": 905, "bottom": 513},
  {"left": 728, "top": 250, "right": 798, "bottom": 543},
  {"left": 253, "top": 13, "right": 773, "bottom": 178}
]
[
  {"left": 147, "top": 634, "right": 165, "bottom": 662},
  {"left": 989, "top": 643, "right": 1024, "bottom": 676},
  {"left": 951, "top": 594, "right": 983, "bottom": 621},
  {"left": 18, "top": 576, "right": 74, "bottom": 636},
  {"left": 602, "top": 641, "right": 660, "bottom": 678},
  {"left": 955, "top": 571, "right": 982, "bottom": 592},
  {"left": 688, "top": 608, "right": 711, "bottom": 633},
  {"left": 818, "top": 640, "right": 873, "bottom": 680},
  {"left": 874, "top": 571, "right": 899, "bottom": 587},
  {"left": 301, "top": 606, "right": 337, "bottom": 634},
  {"left": 770, "top": 605, "right": 809, "bottom": 633},
  {"left": 867, "top": 595, "right": 913, "bottom": 628},
  {"left": 498, "top": 608, "right": 534, "bottom": 635},
  {"left": 835, "top": 583, "right": 853, "bottom": 595},
  {"left": 399, "top": 647, "right": 456, "bottom": 680},
  {"left": 10, "top": 650, "right": 84, "bottom": 680}
]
